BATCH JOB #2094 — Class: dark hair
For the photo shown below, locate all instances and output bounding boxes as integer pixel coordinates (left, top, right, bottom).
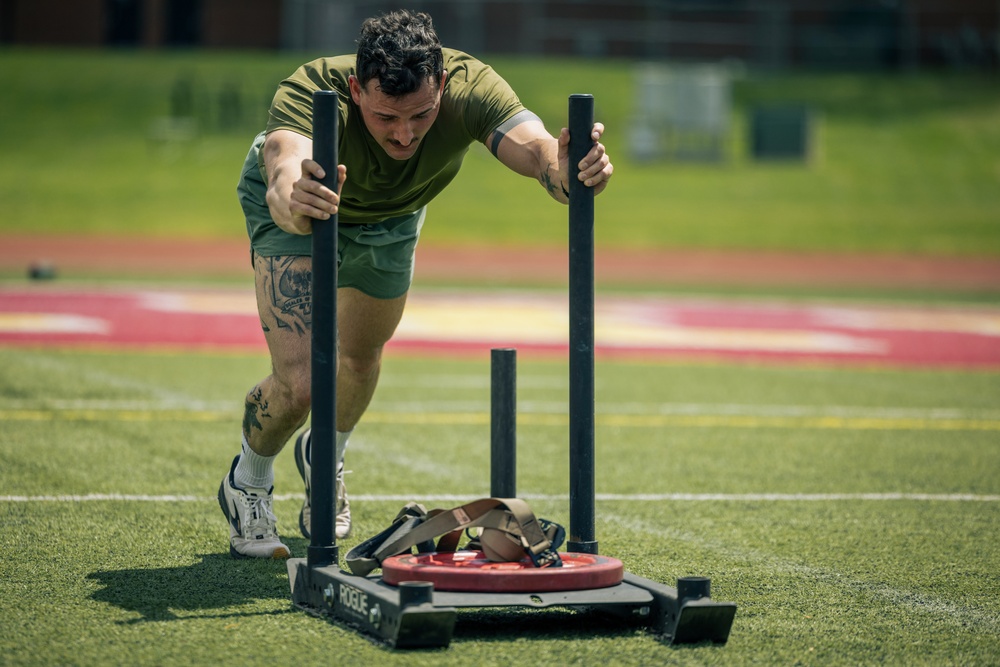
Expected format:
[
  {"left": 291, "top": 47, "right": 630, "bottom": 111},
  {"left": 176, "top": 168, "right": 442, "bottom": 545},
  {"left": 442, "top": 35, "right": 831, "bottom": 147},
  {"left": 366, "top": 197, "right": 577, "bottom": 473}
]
[{"left": 355, "top": 10, "right": 444, "bottom": 96}]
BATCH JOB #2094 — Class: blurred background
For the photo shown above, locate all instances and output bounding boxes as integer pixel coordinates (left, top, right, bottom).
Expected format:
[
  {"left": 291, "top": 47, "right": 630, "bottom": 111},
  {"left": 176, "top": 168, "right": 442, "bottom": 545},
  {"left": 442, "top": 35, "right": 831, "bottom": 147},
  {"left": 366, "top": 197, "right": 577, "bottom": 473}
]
[
  {"left": 5, "top": 0, "right": 997, "bottom": 68},
  {"left": 0, "top": 0, "right": 998, "bottom": 295}
]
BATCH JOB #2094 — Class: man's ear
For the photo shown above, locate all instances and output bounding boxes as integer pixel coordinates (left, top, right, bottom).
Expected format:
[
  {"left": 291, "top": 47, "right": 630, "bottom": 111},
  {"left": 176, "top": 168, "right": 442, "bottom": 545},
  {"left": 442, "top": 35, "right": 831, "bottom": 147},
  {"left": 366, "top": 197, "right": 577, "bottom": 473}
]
[
  {"left": 438, "top": 70, "right": 448, "bottom": 94},
  {"left": 348, "top": 75, "right": 363, "bottom": 105}
]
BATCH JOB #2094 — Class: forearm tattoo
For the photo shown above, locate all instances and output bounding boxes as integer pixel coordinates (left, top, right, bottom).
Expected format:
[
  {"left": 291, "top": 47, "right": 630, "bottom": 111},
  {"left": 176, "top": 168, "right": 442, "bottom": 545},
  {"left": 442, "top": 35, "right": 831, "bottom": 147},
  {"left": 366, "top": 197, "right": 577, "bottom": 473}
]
[
  {"left": 243, "top": 384, "right": 271, "bottom": 435},
  {"left": 259, "top": 256, "right": 312, "bottom": 336},
  {"left": 540, "top": 166, "right": 569, "bottom": 198}
]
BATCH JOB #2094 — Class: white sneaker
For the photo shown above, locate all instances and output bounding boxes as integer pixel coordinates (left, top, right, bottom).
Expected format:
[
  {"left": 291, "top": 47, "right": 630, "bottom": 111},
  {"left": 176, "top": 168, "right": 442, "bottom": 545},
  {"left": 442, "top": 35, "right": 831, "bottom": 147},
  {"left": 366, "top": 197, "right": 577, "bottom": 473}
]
[
  {"left": 294, "top": 429, "right": 351, "bottom": 540},
  {"left": 218, "top": 455, "right": 290, "bottom": 559}
]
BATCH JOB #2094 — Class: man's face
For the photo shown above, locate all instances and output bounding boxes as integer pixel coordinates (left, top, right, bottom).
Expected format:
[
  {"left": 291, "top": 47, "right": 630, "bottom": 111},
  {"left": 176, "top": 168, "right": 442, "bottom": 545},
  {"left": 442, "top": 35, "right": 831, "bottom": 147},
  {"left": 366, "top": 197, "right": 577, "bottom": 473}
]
[{"left": 349, "top": 72, "right": 447, "bottom": 160}]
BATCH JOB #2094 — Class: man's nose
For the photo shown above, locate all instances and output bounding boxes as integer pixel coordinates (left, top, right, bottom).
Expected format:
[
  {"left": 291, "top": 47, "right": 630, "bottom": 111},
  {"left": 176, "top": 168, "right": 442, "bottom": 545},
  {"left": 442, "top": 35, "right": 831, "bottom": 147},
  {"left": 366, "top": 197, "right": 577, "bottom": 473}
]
[{"left": 392, "top": 122, "right": 415, "bottom": 145}]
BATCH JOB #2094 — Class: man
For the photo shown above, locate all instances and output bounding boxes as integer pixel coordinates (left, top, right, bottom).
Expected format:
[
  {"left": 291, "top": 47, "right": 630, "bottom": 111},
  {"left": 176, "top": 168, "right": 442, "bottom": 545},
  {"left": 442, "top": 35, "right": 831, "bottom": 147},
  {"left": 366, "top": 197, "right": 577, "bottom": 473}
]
[{"left": 219, "top": 9, "right": 613, "bottom": 558}]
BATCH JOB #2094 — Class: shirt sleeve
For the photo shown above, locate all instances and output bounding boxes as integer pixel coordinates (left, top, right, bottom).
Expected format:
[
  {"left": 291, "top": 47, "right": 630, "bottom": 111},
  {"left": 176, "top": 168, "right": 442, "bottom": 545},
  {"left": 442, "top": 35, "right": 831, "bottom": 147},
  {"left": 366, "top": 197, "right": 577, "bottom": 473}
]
[
  {"left": 444, "top": 51, "right": 527, "bottom": 145},
  {"left": 266, "top": 57, "right": 352, "bottom": 139}
]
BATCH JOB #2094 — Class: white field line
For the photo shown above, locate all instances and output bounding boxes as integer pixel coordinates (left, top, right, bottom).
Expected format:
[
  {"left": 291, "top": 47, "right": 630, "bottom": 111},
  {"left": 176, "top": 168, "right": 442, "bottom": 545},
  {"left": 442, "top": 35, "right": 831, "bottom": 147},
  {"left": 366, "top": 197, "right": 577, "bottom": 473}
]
[
  {"left": 2, "top": 493, "right": 998, "bottom": 503},
  {"left": 609, "top": 511, "right": 1000, "bottom": 634}
]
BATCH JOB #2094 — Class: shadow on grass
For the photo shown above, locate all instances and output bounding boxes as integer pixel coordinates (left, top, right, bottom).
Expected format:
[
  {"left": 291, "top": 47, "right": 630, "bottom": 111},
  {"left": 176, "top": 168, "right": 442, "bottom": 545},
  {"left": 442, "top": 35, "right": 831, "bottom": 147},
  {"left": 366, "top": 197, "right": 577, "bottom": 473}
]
[
  {"left": 452, "top": 607, "right": 639, "bottom": 642},
  {"left": 450, "top": 607, "right": 728, "bottom": 650},
  {"left": 87, "top": 552, "right": 295, "bottom": 623}
]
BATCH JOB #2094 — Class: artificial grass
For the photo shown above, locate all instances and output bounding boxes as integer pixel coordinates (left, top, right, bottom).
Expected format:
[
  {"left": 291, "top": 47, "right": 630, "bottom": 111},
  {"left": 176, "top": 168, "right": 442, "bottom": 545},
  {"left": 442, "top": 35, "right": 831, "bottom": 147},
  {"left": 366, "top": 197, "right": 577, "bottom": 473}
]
[{"left": 1, "top": 347, "right": 998, "bottom": 665}]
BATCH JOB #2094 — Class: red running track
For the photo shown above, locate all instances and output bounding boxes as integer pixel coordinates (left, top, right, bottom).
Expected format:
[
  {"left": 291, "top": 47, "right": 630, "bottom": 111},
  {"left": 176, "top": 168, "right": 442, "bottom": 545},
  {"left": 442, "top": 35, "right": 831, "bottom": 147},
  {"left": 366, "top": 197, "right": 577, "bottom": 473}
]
[{"left": 1, "top": 286, "right": 998, "bottom": 368}]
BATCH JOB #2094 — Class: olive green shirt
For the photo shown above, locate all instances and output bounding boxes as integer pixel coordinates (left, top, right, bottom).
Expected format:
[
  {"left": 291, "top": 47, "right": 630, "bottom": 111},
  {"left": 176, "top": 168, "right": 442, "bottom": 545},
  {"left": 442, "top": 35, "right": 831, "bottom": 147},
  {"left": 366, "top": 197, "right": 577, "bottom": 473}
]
[{"left": 262, "top": 48, "right": 525, "bottom": 224}]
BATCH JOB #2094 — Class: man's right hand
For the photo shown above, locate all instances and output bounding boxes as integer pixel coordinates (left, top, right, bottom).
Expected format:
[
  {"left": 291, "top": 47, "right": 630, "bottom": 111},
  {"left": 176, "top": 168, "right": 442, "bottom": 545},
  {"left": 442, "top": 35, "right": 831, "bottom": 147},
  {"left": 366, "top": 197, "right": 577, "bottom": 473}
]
[
  {"left": 288, "top": 160, "right": 347, "bottom": 233},
  {"left": 263, "top": 129, "right": 347, "bottom": 236}
]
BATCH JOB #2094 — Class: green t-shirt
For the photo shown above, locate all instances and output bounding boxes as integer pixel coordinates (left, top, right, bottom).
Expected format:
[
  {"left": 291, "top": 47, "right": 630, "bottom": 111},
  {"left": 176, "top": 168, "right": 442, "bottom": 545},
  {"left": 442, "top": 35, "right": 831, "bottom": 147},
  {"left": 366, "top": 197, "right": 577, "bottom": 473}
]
[{"left": 262, "top": 48, "right": 526, "bottom": 224}]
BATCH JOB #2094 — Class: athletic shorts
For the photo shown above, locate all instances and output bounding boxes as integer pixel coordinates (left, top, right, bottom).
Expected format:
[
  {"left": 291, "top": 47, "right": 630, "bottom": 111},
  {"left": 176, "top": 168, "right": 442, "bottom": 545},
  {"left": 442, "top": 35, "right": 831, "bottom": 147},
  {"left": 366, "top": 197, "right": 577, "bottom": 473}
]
[{"left": 237, "top": 132, "right": 424, "bottom": 300}]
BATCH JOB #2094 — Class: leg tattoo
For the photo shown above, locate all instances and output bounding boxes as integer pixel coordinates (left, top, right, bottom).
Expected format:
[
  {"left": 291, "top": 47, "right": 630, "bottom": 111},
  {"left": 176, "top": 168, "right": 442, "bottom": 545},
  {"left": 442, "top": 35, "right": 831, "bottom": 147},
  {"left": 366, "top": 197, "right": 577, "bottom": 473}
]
[
  {"left": 260, "top": 256, "right": 313, "bottom": 336},
  {"left": 243, "top": 384, "right": 271, "bottom": 438}
]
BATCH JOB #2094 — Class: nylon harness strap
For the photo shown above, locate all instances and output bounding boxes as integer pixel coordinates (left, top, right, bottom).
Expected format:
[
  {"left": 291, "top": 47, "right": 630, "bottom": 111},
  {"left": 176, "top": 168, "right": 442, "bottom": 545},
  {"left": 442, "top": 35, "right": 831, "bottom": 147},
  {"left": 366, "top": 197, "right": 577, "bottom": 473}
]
[{"left": 345, "top": 498, "right": 561, "bottom": 576}]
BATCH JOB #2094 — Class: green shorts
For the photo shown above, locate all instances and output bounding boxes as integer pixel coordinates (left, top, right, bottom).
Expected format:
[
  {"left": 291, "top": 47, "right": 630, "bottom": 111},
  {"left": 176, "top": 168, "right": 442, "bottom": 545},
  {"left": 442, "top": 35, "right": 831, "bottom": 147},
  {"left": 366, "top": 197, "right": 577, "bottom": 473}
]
[{"left": 238, "top": 133, "right": 424, "bottom": 300}]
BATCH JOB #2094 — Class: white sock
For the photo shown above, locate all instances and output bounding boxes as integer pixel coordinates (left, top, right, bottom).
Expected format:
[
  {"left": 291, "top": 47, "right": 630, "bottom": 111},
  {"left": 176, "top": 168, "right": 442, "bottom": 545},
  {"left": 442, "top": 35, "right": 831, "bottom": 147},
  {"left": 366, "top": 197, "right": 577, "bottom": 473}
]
[
  {"left": 306, "top": 429, "right": 352, "bottom": 467},
  {"left": 233, "top": 435, "right": 275, "bottom": 490},
  {"left": 336, "top": 429, "right": 352, "bottom": 468}
]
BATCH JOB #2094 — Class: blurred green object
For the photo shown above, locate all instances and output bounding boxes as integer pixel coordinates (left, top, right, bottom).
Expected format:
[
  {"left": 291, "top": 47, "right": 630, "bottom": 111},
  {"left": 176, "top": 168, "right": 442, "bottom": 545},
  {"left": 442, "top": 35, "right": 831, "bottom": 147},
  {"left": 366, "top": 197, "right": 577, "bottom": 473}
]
[
  {"left": 0, "top": 48, "right": 998, "bottom": 257},
  {"left": 749, "top": 104, "right": 813, "bottom": 161}
]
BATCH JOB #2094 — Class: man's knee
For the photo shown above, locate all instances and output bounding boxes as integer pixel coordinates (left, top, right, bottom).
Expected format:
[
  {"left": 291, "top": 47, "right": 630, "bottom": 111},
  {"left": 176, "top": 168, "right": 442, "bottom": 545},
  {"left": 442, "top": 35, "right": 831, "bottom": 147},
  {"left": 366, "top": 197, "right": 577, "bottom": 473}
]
[
  {"left": 339, "top": 346, "right": 384, "bottom": 379},
  {"left": 269, "top": 366, "right": 312, "bottom": 415}
]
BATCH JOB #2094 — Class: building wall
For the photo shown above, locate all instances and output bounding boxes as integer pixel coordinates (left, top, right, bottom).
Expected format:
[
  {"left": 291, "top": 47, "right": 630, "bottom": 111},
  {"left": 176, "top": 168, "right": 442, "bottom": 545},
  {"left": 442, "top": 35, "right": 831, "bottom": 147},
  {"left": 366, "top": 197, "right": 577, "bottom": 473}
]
[
  {"left": 1, "top": 0, "right": 107, "bottom": 46},
  {"left": 0, "top": 0, "right": 996, "bottom": 70},
  {"left": 202, "top": 0, "right": 281, "bottom": 49},
  {"left": 0, "top": 0, "right": 281, "bottom": 48}
]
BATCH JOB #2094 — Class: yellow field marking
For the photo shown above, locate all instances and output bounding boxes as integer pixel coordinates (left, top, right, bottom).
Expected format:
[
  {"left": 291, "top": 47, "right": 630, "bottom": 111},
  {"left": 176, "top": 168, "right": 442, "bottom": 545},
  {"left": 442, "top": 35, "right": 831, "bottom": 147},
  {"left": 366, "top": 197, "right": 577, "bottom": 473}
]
[
  {"left": 2, "top": 409, "right": 999, "bottom": 431},
  {"left": 0, "top": 313, "right": 108, "bottom": 334},
  {"left": 592, "top": 414, "right": 1000, "bottom": 431}
]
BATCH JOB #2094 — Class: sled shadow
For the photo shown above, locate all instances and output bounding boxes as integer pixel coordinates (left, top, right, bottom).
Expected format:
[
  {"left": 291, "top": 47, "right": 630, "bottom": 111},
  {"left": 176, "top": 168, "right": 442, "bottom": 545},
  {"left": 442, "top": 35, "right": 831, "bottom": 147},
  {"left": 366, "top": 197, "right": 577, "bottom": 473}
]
[{"left": 87, "top": 550, "right": 300, "bottom": 623}]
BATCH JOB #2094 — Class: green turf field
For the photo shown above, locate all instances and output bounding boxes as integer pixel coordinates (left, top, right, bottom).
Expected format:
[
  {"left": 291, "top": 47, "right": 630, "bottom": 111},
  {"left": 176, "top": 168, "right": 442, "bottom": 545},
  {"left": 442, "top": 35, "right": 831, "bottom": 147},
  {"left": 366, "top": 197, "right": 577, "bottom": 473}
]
[
  {"left": 1, "top": 347, "right": 998, "bottom": 665},
  {"left": 1, "top": 48, "right": 998, "bottom": 256}
]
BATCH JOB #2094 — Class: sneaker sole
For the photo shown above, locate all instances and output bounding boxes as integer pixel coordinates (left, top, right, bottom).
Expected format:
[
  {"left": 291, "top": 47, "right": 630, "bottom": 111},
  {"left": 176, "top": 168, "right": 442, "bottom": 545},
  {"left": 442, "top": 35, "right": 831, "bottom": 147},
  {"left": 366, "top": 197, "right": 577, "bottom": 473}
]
[
  {"left": 295, "top": 432, "right": 352, "bottom": 540},
  {"left": 293, "top": 432, "right": 311, "bottom": 540},
  {"left": 229, "top": 544, "right": 290, "bottom": 560},
  {"left": 217, "top": 479, "right": 235, "bottom": 531}
]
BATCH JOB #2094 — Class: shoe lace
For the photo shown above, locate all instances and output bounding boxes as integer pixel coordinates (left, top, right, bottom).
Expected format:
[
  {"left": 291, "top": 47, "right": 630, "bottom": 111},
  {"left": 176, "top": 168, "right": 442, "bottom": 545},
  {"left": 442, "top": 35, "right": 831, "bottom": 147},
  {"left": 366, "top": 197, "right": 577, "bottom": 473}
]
[{"left": 241, "top": 491, "right": 278, "bottom": 538}]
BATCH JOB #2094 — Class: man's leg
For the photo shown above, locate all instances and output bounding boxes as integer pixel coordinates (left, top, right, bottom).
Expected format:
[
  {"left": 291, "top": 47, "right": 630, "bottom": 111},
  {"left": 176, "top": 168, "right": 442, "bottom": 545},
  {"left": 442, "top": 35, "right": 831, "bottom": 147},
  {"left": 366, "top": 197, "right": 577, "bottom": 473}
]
[
  {"left": 225, "top": 252, "right": 409, "bottom": 554},
  {"left": 245, "top": 259, "right": 409, "bottom": 450},
  {"left": 245, "top": 255, "right": 315, "bottom": 456},
  {"left": 335, "top": 286, "right": 408, "bottom": 431},
  {"left": 295, "top": 284, "right": 408, "bottom": 539},
  {"left": 219, "top": 254, "right": 313, "bottom": 559}
]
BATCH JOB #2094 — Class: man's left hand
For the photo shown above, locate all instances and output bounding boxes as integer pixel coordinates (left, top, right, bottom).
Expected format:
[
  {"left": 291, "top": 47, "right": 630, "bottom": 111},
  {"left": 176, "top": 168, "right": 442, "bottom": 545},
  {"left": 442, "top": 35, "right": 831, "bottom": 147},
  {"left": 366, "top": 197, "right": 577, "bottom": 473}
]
[{"left": 558, "top": 123, "right": 613, "bottom": 196}]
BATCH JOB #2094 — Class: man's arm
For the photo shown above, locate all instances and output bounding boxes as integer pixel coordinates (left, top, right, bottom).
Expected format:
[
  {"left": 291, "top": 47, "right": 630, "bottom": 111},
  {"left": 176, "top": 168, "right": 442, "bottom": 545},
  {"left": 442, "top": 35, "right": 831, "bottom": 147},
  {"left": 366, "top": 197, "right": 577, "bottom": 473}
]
[
  {"left": 262, "top": 129, "right": 347, "bottom": 235},
  {"left": 487, "top": 113, "right": 613, "bottom": 204}
]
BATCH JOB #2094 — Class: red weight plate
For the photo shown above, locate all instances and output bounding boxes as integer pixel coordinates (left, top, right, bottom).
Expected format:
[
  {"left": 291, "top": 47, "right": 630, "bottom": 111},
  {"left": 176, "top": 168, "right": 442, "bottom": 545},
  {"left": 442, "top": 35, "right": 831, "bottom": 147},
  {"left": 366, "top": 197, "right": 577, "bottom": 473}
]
[{"left": 381, "top": 551, "right": 624, "bottom": 593}]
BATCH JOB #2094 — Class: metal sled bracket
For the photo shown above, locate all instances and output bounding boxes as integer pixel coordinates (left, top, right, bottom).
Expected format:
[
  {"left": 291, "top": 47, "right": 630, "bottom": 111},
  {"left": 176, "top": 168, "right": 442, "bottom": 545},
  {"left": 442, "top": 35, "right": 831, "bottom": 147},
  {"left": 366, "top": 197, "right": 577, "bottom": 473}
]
[
  {"left": 289, "top": 558, "right": 458, "bottom": 649},
  {"left": 289, "top": 558, "right": 735, "bottom": 648}
]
